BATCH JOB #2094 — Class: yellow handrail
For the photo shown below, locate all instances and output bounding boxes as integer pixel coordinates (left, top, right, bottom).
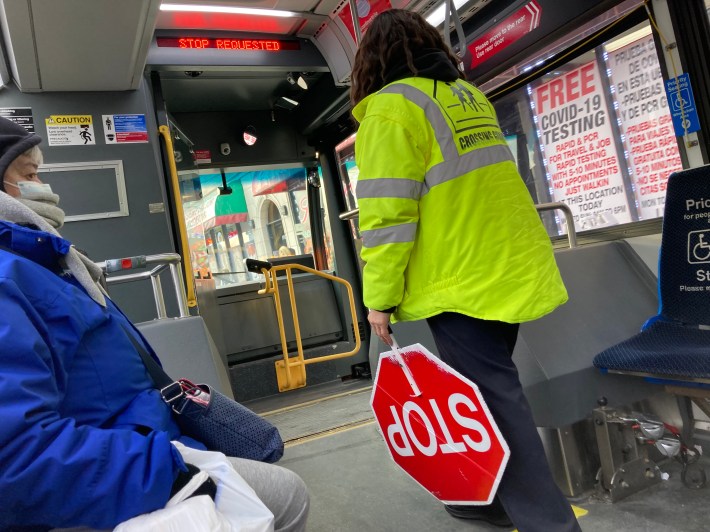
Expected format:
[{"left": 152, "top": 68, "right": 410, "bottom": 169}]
[
  {"left": 158, "top": 125, "right": 197, "bottom": 308},
  {"left": 257, "top": 264, "right": 362, "bottom": 391}
]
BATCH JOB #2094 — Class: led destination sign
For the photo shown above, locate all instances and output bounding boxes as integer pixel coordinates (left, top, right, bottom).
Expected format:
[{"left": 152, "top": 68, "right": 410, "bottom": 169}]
[{"left": 156, "top": 37, "right": 300, "bottom": 51}]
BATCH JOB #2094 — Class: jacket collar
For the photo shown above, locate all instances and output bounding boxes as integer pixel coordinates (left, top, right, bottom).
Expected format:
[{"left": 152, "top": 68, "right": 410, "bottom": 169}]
[
  {"left": 383, "top": 48, "right": 460, "bottom": 86},
  {"left": 353, "top": 49, "right": 461, "bottom": 123},
  {"left": 353, "top": 76, "right": 434, "bottom": 123},
  {"left": 0, "top": 219, "right": 71, "bottom": 270}
]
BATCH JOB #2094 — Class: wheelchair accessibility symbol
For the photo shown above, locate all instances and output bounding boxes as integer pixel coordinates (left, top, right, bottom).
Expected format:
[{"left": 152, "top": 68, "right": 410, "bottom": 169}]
[
  {"left": 688, "top": 230, "right": 710, "bottom": 264},
  {"left": 671, "top": 90, "right": 690, "bottom": 113}
]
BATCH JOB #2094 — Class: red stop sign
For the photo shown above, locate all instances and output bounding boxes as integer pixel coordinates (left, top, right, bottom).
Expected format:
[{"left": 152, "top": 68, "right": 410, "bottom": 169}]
[{"left": 370, "top": 343, "right": 509, "bottom": 504}]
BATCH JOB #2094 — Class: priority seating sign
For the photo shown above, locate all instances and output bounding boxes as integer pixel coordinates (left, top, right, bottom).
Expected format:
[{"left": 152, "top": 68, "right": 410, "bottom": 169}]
[{"left": 370, "top": 344, "right": 509, "bottom": 504}]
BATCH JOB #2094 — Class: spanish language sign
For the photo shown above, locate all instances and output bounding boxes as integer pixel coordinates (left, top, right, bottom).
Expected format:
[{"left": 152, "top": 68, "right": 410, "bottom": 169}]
[
  {"left": 102, "top": 114, "right": 149, "bottom": 144},
  {"left": 533, "top": 60, "right": 631, "bottom": 231},
  {"left": 45, "top": 115, "right": 95, "bottom": 146},
  {"left": 605, "top": 32, "right": 682, "bottom": 220}
]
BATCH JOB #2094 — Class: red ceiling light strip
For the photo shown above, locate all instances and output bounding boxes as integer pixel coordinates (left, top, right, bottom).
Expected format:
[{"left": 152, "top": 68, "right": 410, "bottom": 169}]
[{"left": 159, "top": 3, "right": 297, "bottom": 18}]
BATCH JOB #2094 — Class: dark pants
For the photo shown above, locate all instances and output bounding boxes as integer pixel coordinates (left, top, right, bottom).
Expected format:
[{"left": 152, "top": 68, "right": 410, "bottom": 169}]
[{"left": 427, "top": 313, "right": 581, "bottom": 532}]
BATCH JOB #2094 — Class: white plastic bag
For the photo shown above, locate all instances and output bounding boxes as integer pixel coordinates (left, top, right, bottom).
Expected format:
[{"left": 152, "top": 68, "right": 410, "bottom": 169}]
[
  {"left": 114, "top": 496, "right": 230, "bottom": 531},
  {"left": 114, "top": 442, "right": 274, "bottom": 532},
  {"left": 54, "top": 498, "right": 225, "bottom": 532}
]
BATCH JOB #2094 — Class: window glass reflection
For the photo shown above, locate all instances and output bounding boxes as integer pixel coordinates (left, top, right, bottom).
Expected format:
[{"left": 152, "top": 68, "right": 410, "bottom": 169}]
[
  {"left": 180, "top": 165, "right": 334, "bottom": 288},
  {"left": 491, "top": 21, "right": 682, "bottom": 236}
]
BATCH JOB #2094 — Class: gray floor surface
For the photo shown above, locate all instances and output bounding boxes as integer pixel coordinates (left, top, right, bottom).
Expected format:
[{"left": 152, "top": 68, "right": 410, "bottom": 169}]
[{"left": 255, "top": 379, "right": 710, "bottom": 532}]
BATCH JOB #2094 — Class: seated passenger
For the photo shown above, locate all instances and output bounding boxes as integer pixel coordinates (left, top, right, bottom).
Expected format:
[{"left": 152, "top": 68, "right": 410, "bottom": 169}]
[{"left": 0, "top": 117, "right": 309, "bottom": 530}]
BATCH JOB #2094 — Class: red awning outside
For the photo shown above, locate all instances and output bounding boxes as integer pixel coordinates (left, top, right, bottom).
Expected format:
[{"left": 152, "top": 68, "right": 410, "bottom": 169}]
[{"left": 251, "top": 175, "right": 306, "bottom": 196}]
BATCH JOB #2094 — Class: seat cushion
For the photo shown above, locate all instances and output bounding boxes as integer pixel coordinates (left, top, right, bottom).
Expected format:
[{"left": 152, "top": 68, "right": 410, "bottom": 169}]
[{"left": 593, "top": 320, "right": 710, "bottom": 379}]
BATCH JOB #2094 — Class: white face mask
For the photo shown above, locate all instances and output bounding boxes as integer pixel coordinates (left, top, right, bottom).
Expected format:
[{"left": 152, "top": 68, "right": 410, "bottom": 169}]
[{"left": 3, "top": 180, "right": 54, "bottom": 198}]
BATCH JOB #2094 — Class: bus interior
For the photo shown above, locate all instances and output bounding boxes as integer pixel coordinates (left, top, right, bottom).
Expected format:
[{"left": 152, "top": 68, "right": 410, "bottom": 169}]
[{"left": 2, "top": 0, "right": 710, "bottom": 530}]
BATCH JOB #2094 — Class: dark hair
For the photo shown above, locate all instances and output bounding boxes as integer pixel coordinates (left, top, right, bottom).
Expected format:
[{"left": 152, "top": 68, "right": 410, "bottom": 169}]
[{"left": 350, "top": 9, "right": 463, "bottom": 106}]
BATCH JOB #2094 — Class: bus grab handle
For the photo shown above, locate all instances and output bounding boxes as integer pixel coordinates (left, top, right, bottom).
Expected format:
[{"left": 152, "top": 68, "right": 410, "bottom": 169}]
[
  {"left": 96, "top": 253, "right": 190, "bottom": 319},
  {"left": 535, "top": 202, "right": 577, "bottom": 249}
]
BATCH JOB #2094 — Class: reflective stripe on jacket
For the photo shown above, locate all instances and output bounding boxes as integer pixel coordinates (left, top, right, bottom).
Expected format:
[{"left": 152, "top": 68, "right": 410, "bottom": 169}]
[{"left": 352, "top": 77, "right": 568, "bottom": 323}]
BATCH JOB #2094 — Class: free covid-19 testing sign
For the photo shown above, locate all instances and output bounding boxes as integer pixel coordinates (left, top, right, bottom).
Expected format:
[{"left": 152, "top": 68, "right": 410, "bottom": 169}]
[{"left": 532, "top": 60, "right": 631, "bottom": 231}]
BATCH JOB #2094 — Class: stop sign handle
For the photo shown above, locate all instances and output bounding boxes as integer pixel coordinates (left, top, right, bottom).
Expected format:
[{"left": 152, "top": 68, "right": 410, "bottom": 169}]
[{"left": 387, "top": 332, "right": 423, "bottom": 398}]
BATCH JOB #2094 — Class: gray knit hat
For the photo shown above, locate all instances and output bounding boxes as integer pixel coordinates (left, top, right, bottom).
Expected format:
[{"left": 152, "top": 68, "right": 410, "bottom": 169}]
[{"left": 0, "top": 116, "right": 42, "bottom": 191}]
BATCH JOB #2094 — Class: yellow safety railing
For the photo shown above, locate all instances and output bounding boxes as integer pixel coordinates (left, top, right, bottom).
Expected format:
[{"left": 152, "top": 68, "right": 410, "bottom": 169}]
[
  {"left": 254, "top": 263, "right": 361, "bottom": 392},
  {"left": 158, "top": 125, "right": 197, "bottom": 308}
]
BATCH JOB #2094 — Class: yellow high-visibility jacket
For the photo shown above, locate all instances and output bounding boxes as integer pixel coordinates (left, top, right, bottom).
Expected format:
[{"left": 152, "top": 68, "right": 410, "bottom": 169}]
[{"left": 353, "top": 76, "right": 567, "bottom": 323}]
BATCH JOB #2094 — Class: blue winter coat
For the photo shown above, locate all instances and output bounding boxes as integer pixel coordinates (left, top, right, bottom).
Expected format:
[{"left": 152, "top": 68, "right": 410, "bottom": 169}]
[{"left": 0, "top": 221, "right": 198, "bottom": 529}]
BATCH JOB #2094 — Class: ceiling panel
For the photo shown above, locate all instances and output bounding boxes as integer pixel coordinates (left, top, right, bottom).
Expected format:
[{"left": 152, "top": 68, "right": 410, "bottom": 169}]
[
  {"left": 0, "top": 0, "right": 40, "bottom": 91},
  {"left": 2, "top": 0, "right": 489, "bottom": 127},
  {"left": 163, "top": 77, "right": 281, "bottom": 112},
  {"left": 160, "top": 71, "right": 326, "bottom": 113},
  {"left": 30, "top": 0, "right": 160, "bottom": 91}
]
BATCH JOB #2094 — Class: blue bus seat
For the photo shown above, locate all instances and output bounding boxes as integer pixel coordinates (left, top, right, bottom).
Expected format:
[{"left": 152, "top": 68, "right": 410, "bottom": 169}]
[{"left": 594, "top": 165, "right": 710, "bottom": 385}]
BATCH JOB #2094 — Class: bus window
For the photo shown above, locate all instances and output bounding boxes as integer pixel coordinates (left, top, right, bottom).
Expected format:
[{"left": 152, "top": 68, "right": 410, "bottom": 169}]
[
  {"left": 335, "top": 133, "right": 360, "bottom": 242},
  {"left": 181, "top": 165, "right": 334, "bottom": 288},
  {"left": 334, "top": 133, "right": 366, "bottom": 273},
  {"left": 490, "top": 20, "right": 681, "bottom": 237}
]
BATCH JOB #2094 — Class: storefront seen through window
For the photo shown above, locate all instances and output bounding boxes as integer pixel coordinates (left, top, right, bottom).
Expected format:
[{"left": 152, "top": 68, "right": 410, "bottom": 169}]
[{"left": 181, "top": 165, "right": 336, "bottom": 287}]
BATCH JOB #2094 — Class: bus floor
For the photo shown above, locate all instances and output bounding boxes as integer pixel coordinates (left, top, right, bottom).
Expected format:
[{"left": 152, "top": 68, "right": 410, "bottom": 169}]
[{"left": 247, "top": 380, "right": 709, "bottom": 532}]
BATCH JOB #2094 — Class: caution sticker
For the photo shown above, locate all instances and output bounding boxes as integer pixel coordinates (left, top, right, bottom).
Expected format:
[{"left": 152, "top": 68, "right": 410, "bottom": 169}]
[{"left": 45, "top": 115, "right": 95, "bottom": 146}]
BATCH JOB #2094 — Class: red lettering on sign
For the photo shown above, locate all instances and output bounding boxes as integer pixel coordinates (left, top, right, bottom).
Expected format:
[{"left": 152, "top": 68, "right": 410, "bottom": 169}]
[
  {"left": 178, "top": 38, "right": 210, "bottom": 49},
  {"left": 158, "top": 37, "right": 296, "bottom": 51},
  {"left": 535, "top": 63, "right": 598, "bottom": 113},
  {"left": 580, "top": 63, "right": 595, "bottom": 97},
  {"left": 550, "top": 78, "right": 564, "bottom": 110},
  {"left": 566, "top": 68, "right": 581, "bottom": 101}
]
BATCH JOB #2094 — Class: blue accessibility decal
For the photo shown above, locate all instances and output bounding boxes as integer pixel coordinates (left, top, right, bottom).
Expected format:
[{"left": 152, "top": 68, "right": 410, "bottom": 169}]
[{"left": 664, "top": 73, "right": 700, "bottom": 136}]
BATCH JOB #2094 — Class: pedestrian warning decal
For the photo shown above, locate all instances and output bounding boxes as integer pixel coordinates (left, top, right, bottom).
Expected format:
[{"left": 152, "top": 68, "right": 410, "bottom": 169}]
[
  {"left": 45, "top": 115, "right": 95, "bottom": 146},
  {"left": 103, "top": 114, "right": 149, "bottom": 144}
]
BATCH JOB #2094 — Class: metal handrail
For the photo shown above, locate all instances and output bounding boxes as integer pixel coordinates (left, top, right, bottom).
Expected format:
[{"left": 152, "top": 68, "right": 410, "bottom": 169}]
[
  {"left": 247, "top": 260, "right": 361, "bottom": 392},
  {"left": 338, "top": 208, "right": 359, "bottom": 221},
  {"left": 96, "top": 253, "right": 190, "bottom": 319},
  {"left": 535, "top": 202, "right": 578, "bottom": 248},
  {"left": 338, "top": 202, "right": 578, "bottom": 248}
]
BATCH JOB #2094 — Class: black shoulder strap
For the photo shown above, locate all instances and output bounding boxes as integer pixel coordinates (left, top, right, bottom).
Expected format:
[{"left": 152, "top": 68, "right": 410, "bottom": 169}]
[
  {"left": 0, "top": 244, "right": 18, "bottom": 256},
  {"left": 121, "top": 325, "right": 174, "bottom": 389}
]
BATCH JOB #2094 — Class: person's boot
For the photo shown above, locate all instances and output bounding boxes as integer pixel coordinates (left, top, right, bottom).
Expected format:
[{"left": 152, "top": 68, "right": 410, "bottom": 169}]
[{"left": 444, "top": 502, "right": 513, "bottom": 528}]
